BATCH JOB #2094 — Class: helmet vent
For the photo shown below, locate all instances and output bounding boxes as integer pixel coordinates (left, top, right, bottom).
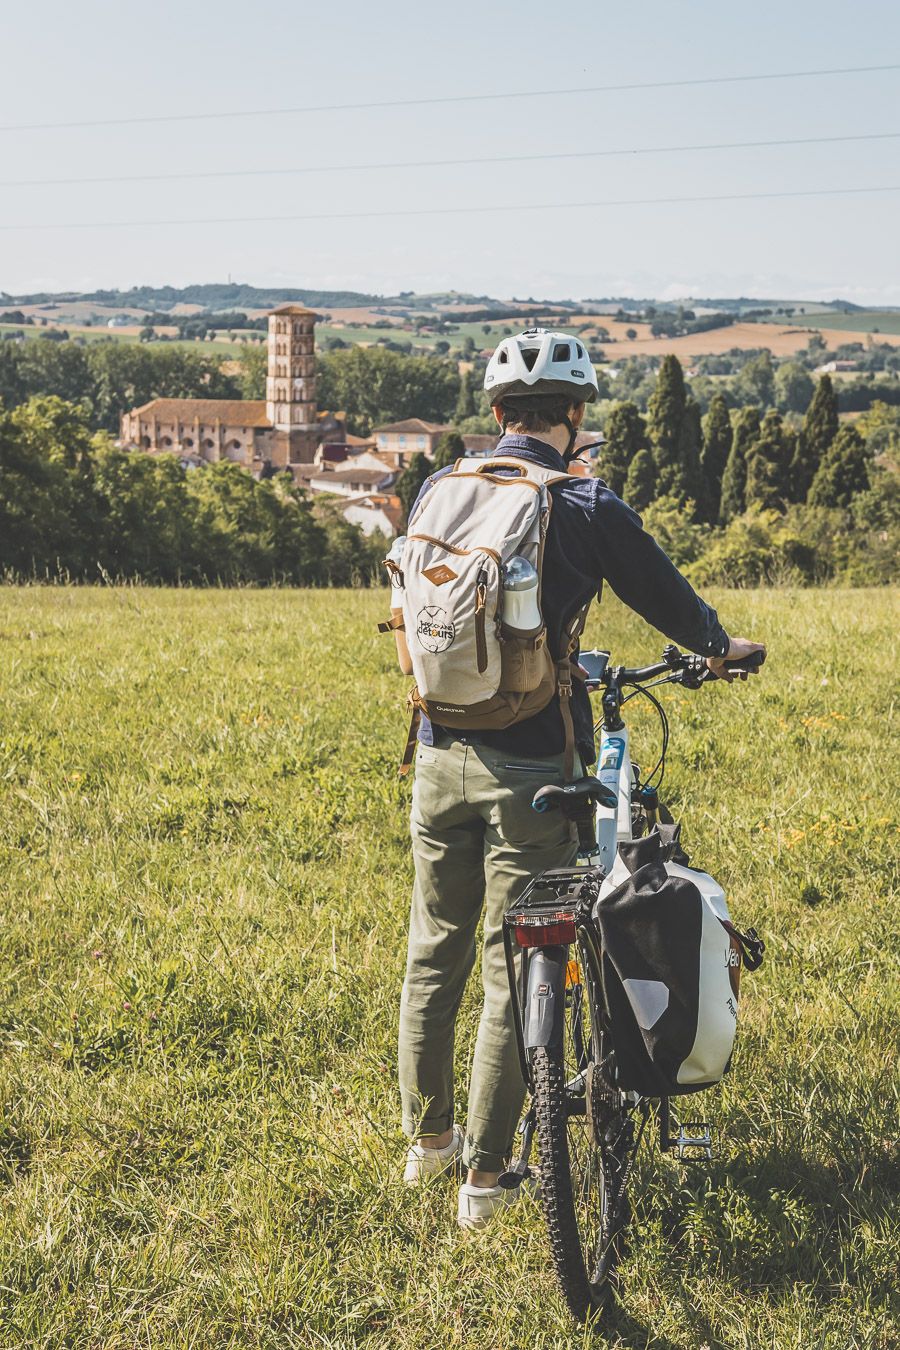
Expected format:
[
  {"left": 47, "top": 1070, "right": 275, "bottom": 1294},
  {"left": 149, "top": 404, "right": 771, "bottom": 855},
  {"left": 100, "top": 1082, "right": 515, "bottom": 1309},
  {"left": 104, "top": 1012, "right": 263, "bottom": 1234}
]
[
  {"left": 552, "top": 343, "right": 571, "bottom": 362},
  {"left": 522, "top": 348, "right": 539, "bottom": 371},
  {"left": 576, "top": 343, "right": 584, "bottom": 358},
  {"left": 498, "top": 349, "right": 509, "bottom": 363}
]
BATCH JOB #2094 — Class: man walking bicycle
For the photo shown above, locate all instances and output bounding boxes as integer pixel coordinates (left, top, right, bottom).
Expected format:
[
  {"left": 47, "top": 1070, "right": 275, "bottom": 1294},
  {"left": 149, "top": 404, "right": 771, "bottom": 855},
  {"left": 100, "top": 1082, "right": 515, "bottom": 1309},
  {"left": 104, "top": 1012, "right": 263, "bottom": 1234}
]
[{"left": 387, "top": 330, "right": 765, "bottom": 1227}]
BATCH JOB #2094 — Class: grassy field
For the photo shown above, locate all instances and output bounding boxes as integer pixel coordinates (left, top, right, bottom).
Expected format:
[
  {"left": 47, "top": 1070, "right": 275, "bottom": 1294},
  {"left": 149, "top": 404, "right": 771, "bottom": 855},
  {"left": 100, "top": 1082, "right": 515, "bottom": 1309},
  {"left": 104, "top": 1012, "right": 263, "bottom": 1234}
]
[{"left": 0, "top": 587, "right": 897, "bottom": 1349}]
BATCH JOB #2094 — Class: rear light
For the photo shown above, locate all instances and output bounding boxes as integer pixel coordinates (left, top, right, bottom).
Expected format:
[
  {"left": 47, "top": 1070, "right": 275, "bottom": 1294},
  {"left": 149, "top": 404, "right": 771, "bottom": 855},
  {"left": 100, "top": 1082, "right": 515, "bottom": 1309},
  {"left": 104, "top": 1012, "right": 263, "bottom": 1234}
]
[{"left": 512, "top": 914, "right": 577, "bottom": 948}]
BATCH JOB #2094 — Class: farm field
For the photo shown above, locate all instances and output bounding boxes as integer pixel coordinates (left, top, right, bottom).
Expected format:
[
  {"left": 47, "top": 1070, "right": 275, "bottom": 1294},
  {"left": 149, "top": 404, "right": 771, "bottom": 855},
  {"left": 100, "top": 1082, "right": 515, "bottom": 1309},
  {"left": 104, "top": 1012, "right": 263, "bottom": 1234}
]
[
  {"left": 6, "top": 301, "right": 900, "bottom": 361},
  {"left": 596, "top": 321, "right": 900, "bottom": 360},
  {"left": 759, "top": 310, "right": 900, "bottom": 337},
  {"left": 0, "top": 586, "right": 896, "bottom": 1348}
]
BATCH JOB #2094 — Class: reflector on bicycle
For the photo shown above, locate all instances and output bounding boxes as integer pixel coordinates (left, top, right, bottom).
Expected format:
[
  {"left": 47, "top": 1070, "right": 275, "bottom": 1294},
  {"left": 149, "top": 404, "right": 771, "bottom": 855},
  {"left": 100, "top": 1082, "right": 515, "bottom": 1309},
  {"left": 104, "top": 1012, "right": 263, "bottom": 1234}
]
[{"left": 512, "top": 915, "right": 577, "bottom": 948}]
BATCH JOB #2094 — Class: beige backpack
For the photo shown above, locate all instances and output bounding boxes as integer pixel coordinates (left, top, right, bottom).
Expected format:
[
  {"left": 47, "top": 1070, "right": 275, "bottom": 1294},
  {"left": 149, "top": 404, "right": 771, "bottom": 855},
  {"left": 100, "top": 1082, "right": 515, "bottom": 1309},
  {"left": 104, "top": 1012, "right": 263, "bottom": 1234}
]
[{"left": 379, "top": 457, "right": 589, "bottom": 776}]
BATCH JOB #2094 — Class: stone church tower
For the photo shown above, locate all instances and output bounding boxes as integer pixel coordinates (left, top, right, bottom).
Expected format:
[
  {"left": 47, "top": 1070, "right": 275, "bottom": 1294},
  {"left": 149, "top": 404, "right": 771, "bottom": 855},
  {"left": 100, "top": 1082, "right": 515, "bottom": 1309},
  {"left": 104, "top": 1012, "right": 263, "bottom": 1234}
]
[{"left": 266, "top": 303, "right": 319, "bottom": 464}]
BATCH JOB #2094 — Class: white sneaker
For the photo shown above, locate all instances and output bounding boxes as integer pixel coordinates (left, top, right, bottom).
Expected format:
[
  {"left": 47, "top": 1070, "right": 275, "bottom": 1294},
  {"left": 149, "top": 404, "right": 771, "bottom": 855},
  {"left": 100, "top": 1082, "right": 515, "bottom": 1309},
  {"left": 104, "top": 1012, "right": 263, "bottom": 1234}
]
[
  {"left": 403, "top": 1124, "right": 464, "bottom": 1184},
  {"left": 457, "top": 1180, "right": 523, "bottom": 1229}
]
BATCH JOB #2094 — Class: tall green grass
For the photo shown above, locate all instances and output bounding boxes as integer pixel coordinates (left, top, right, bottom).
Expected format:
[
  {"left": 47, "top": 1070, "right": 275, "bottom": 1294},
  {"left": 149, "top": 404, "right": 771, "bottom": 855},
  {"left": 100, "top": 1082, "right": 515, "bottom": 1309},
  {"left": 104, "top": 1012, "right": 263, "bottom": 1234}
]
[{"left": 0, "top": 587, "right": 896, "bottom": 1348}]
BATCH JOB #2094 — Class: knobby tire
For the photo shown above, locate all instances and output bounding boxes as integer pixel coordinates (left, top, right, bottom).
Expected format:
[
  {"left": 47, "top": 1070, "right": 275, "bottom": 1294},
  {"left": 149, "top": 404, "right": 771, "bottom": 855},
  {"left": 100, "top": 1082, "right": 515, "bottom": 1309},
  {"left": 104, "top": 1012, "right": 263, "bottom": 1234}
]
[{"left": 531, "top": 1044, "right": 604, "bottom": 1323}]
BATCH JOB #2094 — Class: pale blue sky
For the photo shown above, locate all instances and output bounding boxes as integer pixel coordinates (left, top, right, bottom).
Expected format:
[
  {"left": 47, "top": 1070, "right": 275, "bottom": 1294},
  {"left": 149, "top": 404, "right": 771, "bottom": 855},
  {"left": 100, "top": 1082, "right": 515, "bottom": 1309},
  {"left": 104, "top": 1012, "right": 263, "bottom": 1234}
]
[{"left": 2, "top": 0, "right": 899, "bottom": 302}]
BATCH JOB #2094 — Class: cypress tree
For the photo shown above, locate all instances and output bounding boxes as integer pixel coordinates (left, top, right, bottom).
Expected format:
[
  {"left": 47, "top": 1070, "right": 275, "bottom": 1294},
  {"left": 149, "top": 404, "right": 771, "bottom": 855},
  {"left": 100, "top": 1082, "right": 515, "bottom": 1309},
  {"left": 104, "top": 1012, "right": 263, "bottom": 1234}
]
[
  {"left": 595, "top": 400, "right": 646, "bottom": 495},
  {"left": 646, "top": 355, "right": 704, "bottom": 507},
  {"left": 395, "top": 451, "right": 432, "bottom": 527},
  {"left": 432, "top": 430, "right": 465, "bottom": 470},
  {"left": 793, "top": 374, "right": 839, "bottom": 500},
  {"left": 808, "top": 425, "right": 872, "bottom": 507},
  {"left": 744, "top": 410, "right": 792, "bottom": 512},
  {"left": 623, "top": 448, "right": 656, "bottom": 511},
  {"left": 700, "top": 393, "right": 733, "bottom": 519},
  {"left": 719, "top": 406, "right": 760, "bottom": 523},
  {"left": 680, "top": 396, "right": 709, "bottom": 516},
  {"left": 455, "top": 369, "right": 477, "bottom": 420}
]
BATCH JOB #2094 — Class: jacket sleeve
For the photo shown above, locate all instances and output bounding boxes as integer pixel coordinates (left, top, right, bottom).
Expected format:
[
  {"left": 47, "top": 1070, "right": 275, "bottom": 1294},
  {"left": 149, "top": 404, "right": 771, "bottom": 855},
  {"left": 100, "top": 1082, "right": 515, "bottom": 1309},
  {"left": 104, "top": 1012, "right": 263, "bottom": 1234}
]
[{"left": 591, "top": 486, "right": 730, "bottom": 657}]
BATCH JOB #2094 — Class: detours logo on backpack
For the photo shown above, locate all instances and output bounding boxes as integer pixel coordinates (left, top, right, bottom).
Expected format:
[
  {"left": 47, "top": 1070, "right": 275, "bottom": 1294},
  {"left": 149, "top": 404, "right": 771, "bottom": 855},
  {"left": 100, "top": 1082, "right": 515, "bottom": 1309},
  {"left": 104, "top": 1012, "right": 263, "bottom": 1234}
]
[{"left": 416, "top": 606, "right": 456, "bottom": 653}]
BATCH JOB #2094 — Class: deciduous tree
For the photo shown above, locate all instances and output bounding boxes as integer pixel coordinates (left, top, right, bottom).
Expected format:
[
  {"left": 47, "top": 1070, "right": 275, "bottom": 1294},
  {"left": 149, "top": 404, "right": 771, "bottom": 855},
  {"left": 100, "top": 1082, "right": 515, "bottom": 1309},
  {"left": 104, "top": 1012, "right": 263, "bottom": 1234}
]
[
  {"left": 774, "top": 361, "right": 814, "bottom": 415},
  {"left": 735, "top": 351, "right": 776, "bottom": 409}
]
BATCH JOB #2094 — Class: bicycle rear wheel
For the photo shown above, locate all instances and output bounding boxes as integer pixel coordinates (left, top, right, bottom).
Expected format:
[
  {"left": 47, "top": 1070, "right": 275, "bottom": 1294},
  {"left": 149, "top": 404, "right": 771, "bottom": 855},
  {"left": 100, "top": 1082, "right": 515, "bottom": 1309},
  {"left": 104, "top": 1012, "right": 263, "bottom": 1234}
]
[{"left": 531, "top": 933, "right": 636, "bottom": 1321}]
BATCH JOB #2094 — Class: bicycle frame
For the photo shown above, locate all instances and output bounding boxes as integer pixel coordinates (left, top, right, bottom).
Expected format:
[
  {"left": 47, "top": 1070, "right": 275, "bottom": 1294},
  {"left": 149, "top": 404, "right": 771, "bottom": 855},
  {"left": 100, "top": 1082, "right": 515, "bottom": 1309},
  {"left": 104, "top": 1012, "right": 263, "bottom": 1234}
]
[{"left": 593, "top": 722, "right": 634, "bottom": 872}]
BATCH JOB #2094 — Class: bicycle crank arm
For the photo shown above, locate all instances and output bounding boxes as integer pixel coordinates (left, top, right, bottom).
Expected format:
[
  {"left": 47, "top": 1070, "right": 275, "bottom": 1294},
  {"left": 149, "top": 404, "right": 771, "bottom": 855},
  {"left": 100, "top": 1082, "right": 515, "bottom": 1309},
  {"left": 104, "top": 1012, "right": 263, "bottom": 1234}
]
[{"left": 499, "top": 1111, "right": 536, "bottom": 1190}]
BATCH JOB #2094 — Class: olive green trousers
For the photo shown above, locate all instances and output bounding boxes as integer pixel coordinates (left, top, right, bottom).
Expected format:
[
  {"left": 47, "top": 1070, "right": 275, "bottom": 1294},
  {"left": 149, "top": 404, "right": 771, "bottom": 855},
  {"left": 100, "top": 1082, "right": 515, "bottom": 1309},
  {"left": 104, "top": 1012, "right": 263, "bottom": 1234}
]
[{"left": 398, "top": 736, "right": 577, "bottom": 1173}]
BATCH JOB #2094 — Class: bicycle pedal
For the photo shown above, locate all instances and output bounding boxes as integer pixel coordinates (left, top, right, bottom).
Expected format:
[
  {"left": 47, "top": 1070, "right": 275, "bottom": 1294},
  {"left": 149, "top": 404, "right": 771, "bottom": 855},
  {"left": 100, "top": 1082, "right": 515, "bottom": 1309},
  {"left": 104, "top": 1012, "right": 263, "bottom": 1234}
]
[
  {"left": 498, "top": 1163, "right": 533, "bottom": 1190},
  {"left": 675, "top": 1122, "right": 713, "bottom": 1161}
]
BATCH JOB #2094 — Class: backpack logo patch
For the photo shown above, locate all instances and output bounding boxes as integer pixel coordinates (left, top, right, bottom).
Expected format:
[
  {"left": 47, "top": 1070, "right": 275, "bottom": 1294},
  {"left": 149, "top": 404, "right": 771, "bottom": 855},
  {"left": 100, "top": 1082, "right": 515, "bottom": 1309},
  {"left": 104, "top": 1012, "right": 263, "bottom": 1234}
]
[
  {"left": 422, "top": 563, "right": 457, "bottom": 586},
  {"left": 416, "top": 606, "right": 456, "bottom": 652}
]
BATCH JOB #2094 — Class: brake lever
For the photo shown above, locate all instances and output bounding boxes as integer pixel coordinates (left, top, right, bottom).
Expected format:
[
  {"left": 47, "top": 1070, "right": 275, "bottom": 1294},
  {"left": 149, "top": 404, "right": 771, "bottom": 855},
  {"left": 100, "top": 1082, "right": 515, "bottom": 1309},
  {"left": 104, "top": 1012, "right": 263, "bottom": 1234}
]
[{"left": 676, "top": 655, "right": 712, "bottom": 690}]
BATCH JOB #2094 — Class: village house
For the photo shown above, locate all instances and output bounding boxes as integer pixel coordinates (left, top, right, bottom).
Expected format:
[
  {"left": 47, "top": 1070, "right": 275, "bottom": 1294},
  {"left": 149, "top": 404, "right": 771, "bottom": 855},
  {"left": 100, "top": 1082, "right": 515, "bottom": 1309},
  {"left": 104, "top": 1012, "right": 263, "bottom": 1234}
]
[
  {"left": 373, "top": 418, "right": 451, "bottom": 467},
  {"left": 119, "top": 304, "right": 341, "bottom": 473},
  {"left": 460, "top": 433, "right": 500, "bottom": 457},
  {"left": 308, "top": 464, "right": 396, "bottom": 497},
  {"left": 341, "top": 493, "right": 404, "bottom": 538},
  {"left": 814, "top": 360, "right": 859, "bottom": 374}
]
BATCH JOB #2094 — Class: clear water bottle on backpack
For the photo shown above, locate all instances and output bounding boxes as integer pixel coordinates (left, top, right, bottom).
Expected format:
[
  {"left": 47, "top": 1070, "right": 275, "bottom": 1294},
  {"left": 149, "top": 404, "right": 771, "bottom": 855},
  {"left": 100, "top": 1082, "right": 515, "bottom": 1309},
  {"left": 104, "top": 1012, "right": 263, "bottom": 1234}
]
[{"left": 502, "top": 555, "right": 542, "bottom": 635}]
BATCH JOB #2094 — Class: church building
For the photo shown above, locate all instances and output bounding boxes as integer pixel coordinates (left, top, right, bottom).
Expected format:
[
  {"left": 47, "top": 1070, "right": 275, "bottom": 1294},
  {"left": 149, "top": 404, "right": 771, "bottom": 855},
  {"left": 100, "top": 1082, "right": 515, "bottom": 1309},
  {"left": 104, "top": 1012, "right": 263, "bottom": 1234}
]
[{"left": 119, "top": 304, "right": 344, "bottom": 474}]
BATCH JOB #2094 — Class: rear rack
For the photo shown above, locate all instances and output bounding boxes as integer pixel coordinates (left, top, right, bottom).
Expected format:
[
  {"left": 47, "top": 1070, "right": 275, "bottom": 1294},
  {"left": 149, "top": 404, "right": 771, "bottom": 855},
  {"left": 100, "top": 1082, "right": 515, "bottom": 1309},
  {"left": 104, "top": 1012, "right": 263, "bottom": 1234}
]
[{"left": 503, "top": 866, "right": 604, "bottom": 926}]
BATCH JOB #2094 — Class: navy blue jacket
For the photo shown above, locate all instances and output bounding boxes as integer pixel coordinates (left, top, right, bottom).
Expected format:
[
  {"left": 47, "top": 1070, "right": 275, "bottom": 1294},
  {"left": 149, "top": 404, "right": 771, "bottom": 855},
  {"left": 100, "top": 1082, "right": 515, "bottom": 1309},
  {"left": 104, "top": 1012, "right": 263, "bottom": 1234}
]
[{"left": 412, "top": 434, "right": 730, "bottom": 765}]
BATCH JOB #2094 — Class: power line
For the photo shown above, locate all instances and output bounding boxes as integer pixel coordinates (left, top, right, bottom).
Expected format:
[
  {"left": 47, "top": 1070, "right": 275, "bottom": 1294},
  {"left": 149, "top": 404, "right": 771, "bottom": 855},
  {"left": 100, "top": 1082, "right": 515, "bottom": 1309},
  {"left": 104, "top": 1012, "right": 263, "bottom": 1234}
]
[
  {"left": 3, "top": 130, "right": 897, "bottom": 190},
  {"left": 1, "top": 63, "right": 897, "bottom": 134},
  {"left": 1, "top": 184, "right": 897, "bottom": 233}
]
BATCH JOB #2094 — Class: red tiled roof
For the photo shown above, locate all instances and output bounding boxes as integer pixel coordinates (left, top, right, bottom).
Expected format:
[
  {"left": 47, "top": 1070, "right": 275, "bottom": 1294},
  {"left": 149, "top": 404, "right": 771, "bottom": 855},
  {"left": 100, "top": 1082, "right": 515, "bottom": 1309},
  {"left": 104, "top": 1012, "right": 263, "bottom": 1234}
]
[
  {"left": 374, "top": 418, "right": 451, "bottom": 435},
  {"left": 129, "top": 398, "right": 271, "bottom": 427},
  {"left": 311, "top": 466, "right": 395, "bottom": 486},
  {"left": 343, "top": 493, "right": 405, "bottom": 530}
]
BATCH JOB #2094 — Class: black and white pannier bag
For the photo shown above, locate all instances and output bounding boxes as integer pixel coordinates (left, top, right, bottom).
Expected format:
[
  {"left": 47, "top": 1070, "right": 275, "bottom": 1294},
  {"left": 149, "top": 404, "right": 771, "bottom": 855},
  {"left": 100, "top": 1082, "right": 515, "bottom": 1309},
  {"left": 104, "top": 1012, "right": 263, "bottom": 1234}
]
[{"left": 592, "top": 825, "right": 764, "bottom": 1098}]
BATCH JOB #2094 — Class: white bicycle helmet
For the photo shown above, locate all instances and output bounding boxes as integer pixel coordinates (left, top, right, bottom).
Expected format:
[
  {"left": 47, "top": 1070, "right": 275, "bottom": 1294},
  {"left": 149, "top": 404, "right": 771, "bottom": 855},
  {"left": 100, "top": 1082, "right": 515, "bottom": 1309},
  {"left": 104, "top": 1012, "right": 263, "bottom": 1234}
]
[{"left": 483, "top": 328, "right": 600, "bottom": 406}]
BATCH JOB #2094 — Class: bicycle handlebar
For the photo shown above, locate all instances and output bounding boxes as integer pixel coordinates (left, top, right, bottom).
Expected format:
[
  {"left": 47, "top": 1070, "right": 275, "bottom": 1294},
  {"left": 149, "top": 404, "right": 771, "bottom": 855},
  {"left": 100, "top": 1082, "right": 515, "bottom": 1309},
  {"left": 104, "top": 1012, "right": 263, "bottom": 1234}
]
[{"left": 583, "top": 644, "right": 766, "bottom": 692}]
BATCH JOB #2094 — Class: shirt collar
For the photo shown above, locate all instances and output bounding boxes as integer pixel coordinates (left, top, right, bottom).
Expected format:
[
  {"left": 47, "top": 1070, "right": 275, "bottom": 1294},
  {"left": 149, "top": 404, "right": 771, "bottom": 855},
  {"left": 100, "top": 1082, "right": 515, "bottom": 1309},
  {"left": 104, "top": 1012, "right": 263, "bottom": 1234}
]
[{"left": 493, "top": 433, "right": 568, "bottom": 473}]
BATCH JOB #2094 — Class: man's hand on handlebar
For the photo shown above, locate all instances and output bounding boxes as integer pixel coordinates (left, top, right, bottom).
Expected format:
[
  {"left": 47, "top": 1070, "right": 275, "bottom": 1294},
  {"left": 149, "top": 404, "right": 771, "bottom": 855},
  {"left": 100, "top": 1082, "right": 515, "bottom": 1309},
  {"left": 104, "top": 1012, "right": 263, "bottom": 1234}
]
[{"left": 706, "top": 637, "right": 767, "bottom": 684}]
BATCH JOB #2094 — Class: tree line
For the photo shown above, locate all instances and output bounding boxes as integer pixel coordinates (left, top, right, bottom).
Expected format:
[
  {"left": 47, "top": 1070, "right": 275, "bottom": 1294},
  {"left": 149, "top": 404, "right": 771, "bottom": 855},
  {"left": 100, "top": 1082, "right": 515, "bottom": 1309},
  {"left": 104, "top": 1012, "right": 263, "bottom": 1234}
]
[
  {"left": 0, "top": 339, "right": 462, "bottom": 438},
  {"left": 0, "top": 398, "right": 386, "bottom": 584},
  {"left": 1, "top": 337, "right": 896, "bottom": 587},
  {"left": 595, "top": 357, "right": 897, "bottom": 586}
]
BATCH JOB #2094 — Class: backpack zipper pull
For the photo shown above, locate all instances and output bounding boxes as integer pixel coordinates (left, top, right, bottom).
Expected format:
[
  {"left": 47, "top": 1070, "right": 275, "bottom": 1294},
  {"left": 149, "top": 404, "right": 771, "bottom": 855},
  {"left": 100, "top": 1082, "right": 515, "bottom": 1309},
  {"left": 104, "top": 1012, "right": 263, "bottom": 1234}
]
[{"left": 475, "top": 566, "right": 488, "bottom": 612}]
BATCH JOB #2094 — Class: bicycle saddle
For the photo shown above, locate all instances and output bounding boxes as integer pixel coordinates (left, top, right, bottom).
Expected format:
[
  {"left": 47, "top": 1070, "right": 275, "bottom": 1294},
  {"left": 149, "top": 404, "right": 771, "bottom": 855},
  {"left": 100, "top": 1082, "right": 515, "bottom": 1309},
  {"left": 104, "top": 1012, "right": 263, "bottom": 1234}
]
[{"left": 532, "top": 776, "right": 618, "bottom": 815}]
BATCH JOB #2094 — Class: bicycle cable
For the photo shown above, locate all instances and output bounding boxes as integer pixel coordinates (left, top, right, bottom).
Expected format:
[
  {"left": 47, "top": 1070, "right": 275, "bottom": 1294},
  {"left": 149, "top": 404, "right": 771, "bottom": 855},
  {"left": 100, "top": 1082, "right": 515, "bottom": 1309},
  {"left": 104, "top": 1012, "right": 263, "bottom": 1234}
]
[{"left": 620, "top": 682, "right": 670, "bottom": 792}]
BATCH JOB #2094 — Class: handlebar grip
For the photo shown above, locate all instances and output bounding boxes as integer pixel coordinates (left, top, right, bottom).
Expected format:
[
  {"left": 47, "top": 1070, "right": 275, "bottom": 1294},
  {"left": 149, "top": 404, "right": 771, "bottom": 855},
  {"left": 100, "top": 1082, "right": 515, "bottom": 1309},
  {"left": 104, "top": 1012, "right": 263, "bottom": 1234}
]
[{"left": 723, "top": 650, "right": 766, "bottom": 673}]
